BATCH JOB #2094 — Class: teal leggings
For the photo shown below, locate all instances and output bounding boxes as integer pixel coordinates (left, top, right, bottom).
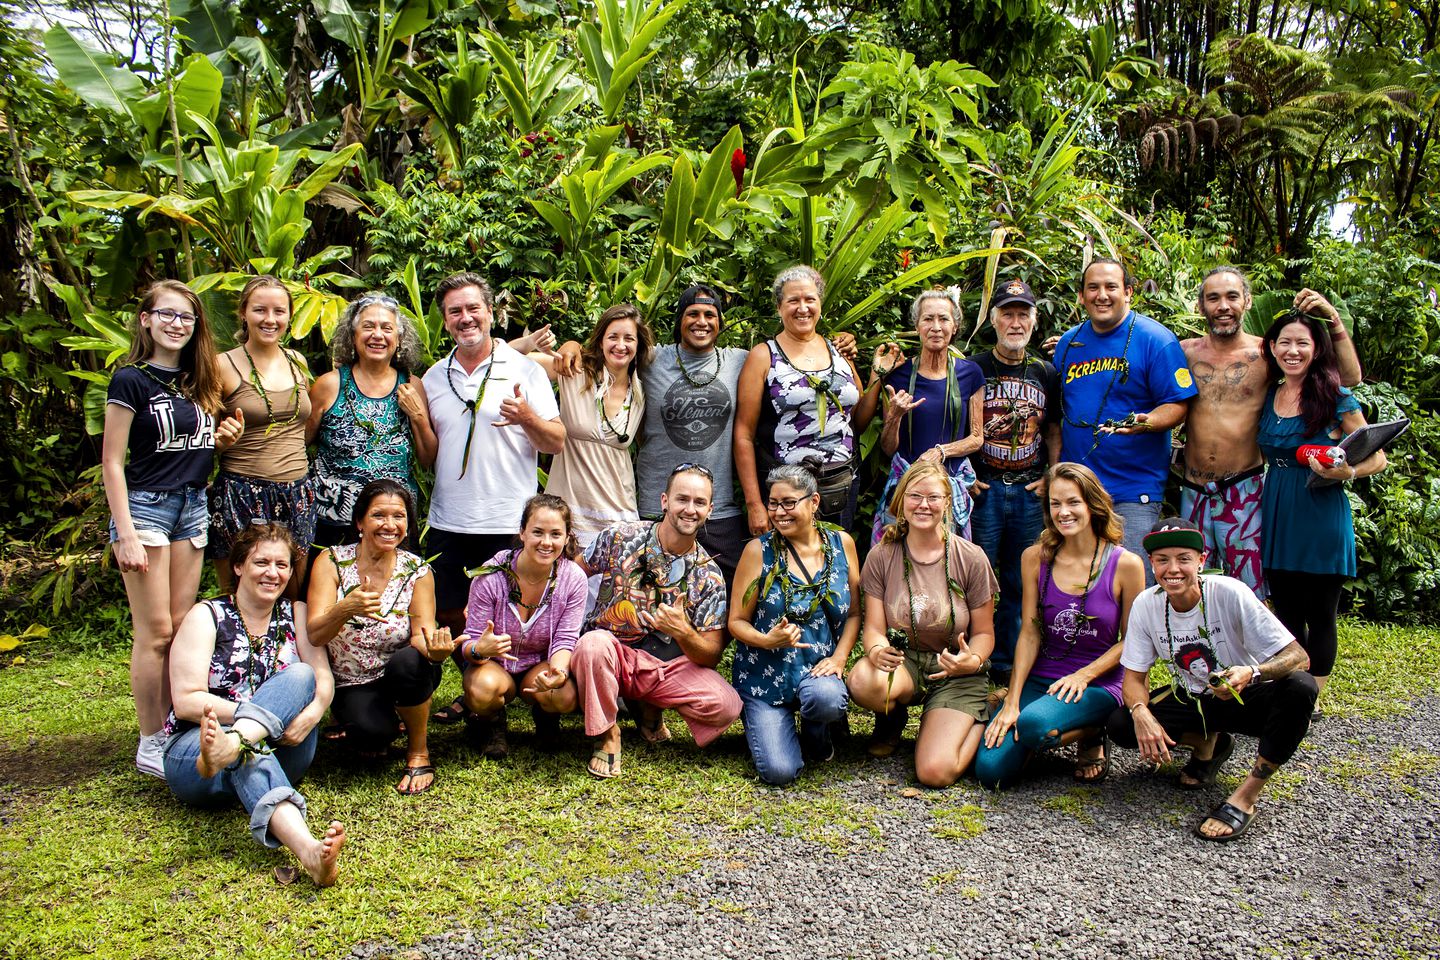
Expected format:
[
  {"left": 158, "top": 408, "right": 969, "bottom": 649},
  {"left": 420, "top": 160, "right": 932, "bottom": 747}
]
[{"left": 973, "top": 675, "right": 1118, "bottom": 789}]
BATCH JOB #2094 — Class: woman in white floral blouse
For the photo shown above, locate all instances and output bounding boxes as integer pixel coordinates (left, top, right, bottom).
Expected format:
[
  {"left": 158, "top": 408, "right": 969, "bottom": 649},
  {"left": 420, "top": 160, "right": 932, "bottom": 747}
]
[{"left": 307, "top": 479, "right": 458, "bottom": 795}]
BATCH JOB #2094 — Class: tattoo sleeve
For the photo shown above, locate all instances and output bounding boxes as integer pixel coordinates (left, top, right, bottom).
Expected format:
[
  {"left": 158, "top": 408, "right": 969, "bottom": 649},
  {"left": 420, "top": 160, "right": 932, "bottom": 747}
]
[
  {"left": 1249, "top": 758, "right": 1278, "bottom": 780},
  {"left": 1256, "top": 641, "right": 1308, "bottom": 681}
]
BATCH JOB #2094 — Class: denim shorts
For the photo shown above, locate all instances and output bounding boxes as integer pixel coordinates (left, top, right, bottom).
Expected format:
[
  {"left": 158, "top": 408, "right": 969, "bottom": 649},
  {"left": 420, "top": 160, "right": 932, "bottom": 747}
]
[{"left": 109, "top": 486, "right": 209, "bottom": 548}]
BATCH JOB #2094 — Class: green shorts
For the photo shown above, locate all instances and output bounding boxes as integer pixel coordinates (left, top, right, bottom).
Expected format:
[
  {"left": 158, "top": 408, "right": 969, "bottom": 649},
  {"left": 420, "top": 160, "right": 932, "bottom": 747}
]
[{"left": 900, "top": 648, "right": 990, "bottom": 722}]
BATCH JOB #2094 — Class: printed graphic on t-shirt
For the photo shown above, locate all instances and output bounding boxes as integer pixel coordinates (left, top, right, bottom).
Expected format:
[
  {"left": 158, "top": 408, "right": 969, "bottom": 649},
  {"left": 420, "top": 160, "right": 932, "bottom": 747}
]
[
  {"left": 661, "top": 377, "right": 732, "bottom": 450},
  {"left": 1062, "top": 355, "right": 1130, "bottom": 385},
  {"left": 1048, "top": 599, "right": 1101, "bottom": 645},
  {"left": 981, "top": 376, "right": 1046, "bottom": 471},
  {"left": 1171, "top": 639, "right": 1221, "bottom": 689},
  {"left": 149, "top": 396, "right": 215, "bottom": 451}
]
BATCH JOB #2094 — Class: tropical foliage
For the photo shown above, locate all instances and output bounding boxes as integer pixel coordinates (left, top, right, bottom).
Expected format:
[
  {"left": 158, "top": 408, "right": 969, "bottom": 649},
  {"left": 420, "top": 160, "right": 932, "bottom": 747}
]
[{"left": 1, "top": 0, "right": 1437, "bottom": 617}]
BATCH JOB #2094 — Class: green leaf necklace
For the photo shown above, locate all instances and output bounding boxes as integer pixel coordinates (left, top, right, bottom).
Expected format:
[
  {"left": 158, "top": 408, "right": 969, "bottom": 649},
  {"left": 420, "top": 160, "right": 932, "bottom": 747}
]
[
  {"left": 444, "top": 348, "right": 500, "bottom": 479},
  {"left": 986, "top": 349, "right": 1034, "bottom": 461},
  {"left": 240, "top": 344, "right": 306, "bottom": 437},
  {"left": 899, "top": 532, "right": 966, "bottom": 649},
  {"left": 774, "top": 335, "right": 845, "bottom": 435},
  {"left": 342, "top": 367, "right": 405, "bottom": 440},
  {"left": 906, "top": 350, "right": 966, "bottom": 449}
]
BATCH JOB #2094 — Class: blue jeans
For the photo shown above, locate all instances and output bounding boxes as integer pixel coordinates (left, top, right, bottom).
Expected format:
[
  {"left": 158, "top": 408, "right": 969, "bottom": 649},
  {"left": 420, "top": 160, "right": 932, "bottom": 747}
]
[
  {"left": 1114, "top": 499, "right": 1163, "bottom": 586},
  {"left": 969, "top": 478, "right": 1045, "bottom": 672},
  {"left": 739, "top": 674, "right": 848, "bottom": 786},
  {"left": 163, "top": 663, "right": 319, "bottom": 848},
  {"left": 108, "top": 485, "right": 208, "bottom": 547},
  {"left": 973, "top": 675, "right": 1119, "bottom": 789}
]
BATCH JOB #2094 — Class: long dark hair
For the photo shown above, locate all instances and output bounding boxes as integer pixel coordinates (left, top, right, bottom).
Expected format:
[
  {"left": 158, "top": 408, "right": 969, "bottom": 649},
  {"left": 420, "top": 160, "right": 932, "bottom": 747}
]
[
  {"left": 126, "top": 280, "right": 223, "bottom": 415},
  {"left": 581, "top": 304, "right": 653, "bottom": 386},
  {"left": 1264, "top": 312, "right": 1341, "bottom": 437}
]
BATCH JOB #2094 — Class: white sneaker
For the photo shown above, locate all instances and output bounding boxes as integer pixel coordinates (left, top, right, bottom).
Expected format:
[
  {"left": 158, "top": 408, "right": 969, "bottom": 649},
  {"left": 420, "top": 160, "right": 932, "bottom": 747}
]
[{"left": 136, "top": 733, "right": 168, "bottom": 780}]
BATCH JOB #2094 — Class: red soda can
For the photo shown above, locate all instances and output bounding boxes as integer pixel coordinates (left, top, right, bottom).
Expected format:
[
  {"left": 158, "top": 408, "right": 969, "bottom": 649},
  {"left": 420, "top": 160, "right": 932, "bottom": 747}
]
[{"left": 1296, "top": 444, "right": 1346, "bottom": 467}]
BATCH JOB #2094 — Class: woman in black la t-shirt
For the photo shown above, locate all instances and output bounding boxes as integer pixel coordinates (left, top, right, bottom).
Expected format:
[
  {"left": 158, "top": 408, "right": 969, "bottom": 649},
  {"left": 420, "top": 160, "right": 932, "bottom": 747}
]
[{"left": 101, "top": 280, "right": 243, "bottom": 779}]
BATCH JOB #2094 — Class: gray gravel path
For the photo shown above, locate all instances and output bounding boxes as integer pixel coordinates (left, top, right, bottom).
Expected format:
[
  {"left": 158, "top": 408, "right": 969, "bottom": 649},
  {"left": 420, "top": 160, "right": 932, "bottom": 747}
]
[{"left": 352, "top": 698, "right": 1440, "bottom": 960}]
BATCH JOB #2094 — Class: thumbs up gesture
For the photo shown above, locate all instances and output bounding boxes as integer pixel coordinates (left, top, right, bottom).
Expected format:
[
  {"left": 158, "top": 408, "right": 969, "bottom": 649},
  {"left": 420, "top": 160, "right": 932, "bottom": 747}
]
[
  {"left": 346, "top": 574, "right": 384, "bottom": 620},
  {"left": 493, "top": 383, "right": 532, "bottom": 428},
  {"left": 215, "top": 407, "right": 245, "bottom": 451}
]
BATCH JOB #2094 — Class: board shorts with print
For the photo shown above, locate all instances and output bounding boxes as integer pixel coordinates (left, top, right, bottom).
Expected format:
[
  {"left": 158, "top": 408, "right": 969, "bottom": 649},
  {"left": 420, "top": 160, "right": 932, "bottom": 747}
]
[{"left": 1178, "top": 465, "right": 1266, "bottom": 599}]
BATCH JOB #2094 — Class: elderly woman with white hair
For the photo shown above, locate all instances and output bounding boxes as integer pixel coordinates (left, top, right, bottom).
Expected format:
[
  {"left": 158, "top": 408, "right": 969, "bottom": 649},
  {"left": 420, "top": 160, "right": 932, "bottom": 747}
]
[
  {"left": 735, "top": 265, "right": 865, "bottom": 533},
  {"left": 854, "top": 287, "right": 985, "bottom": 543},
  {"left": 306, "top": 292, "right": 438, "bottom": 548}
]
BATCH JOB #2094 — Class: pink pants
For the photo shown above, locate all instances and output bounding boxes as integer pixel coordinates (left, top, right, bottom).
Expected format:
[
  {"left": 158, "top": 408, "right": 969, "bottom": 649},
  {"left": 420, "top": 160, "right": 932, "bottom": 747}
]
[{"left": 571, "top": 630, "right": 742, "bottom": 746}]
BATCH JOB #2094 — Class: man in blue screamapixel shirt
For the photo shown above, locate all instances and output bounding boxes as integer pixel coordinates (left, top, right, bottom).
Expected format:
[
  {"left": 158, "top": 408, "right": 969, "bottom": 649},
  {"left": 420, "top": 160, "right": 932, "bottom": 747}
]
[{"left": 1054, "top": 258, "right": 1197, "bottom": 574}]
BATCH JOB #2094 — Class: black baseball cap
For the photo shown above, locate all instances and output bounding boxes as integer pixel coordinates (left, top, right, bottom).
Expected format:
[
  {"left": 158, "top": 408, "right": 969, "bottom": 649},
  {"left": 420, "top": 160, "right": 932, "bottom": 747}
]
[{"left": 993, "top": 279, "right": 1036, "bottom": 308}]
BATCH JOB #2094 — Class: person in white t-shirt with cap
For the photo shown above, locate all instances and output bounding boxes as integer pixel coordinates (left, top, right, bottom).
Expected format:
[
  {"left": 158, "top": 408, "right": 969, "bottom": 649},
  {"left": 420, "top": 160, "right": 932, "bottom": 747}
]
[{"left": 1108, "top": 517, "right": 1317, "bottom": 842}]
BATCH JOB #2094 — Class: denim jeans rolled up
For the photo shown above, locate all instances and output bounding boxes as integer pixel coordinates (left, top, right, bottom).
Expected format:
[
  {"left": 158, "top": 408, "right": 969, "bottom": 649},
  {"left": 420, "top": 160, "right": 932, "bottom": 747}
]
[
  {"left": 740, "top": 674, "right": 848, "bottom": 786},
  {"left": 969, "top": 479, "right": 1045, "bottom": 672},
  {"left": 163, "top": 662, "right": 319, "bottom": 848},
  {"left": 1113, "top": 499, "right": 1163, "bottom": 586},
  {"left": 974, "top": 675, "right": 1119, "bottom": 789}
]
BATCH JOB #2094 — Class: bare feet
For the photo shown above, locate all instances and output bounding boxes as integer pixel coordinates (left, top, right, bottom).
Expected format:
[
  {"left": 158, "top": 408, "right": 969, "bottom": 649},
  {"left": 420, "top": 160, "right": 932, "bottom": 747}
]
[
  {"left": 197, "top": 705, "right": 242, "bottom": 779},
  {"left": 299, "top": 821, "right": 346, "bottom": 887}
]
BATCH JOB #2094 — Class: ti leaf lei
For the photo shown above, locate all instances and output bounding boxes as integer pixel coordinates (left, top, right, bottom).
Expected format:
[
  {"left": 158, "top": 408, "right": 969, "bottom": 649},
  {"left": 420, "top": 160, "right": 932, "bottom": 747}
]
[
  {"left": 906, "top": 349, "right": 967, "bottom": 449},
  {"left": 1159, "top": 576, "right": 1244, "bottom": 737},
  {"left": 1036, "top": 539, "right": 1104, "bottom": 660},
  {"left": 342, "top": 366, "right": 406, "bottom": 441},
  {"left": 741, "top": 522, "right": 845, "bottom": 621},
  {"left": 899, "top": 532, "right": 967, "bottom": 649},
  {"left": 1055, "top": 315, "right": 1139, "bottom": 460},
  {"left": 443, "top": 348, "right": 500, "bottom": 479},
  {"left": 466, "top": 549, "right": 559, "bottom": 644},
  {"left": 333, "top": 547, "right": 438, "bottom": 620},
  {"left": 629, "top": 522, "right": 692, "bottom": 607},
  {"left": 240, "top": 344, "right": 307, "bottom": 436}
]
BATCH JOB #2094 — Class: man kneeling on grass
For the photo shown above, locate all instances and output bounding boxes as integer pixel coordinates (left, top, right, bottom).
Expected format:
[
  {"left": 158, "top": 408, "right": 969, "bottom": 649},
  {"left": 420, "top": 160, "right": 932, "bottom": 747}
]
[{"left": 1107, "top": 517, "right": 1317, "bottom": 842}]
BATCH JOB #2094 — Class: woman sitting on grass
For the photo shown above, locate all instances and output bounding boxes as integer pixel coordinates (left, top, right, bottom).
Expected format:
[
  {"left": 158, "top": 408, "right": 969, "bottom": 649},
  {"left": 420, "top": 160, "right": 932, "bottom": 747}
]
[
  {"left": 163, "top": 523, "right": 345, "bottom": 886},
  {"left": 729, "top": 464, "right": 861, "bottom": 786},
  {"left": 975, "top": 462, "right": 1145, "bottom": 788},
  {"left": 461, "top": 494, "right": 588, "bottom": 759},
  {"left": 846, "top": 460, "right": 999, "bottom": 787},
  {"left": 307, "top": 479, "right": 457, "bottom": 795}
]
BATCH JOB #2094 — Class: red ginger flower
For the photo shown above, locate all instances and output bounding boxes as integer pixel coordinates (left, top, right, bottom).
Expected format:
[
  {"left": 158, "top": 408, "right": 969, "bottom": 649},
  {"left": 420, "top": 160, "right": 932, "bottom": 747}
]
[{"left": 730, "top": 148, "right": 746, "bottom": 197}]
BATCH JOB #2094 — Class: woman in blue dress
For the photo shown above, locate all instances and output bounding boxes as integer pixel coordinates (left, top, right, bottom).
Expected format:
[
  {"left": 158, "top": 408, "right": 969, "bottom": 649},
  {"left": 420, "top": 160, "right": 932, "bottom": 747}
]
[
  {"left": 1258, "top": 312, "right": 1387, "bottom": 700},
  {"left": 729, "top": 464, "right": 862, "bottom": 785}
]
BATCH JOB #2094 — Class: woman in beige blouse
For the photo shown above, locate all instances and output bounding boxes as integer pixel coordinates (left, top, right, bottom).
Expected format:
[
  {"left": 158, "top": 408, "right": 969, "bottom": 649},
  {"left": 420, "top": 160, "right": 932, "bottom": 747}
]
[{"left": 532, "top": 304, "right": 653, "bottom": 547}]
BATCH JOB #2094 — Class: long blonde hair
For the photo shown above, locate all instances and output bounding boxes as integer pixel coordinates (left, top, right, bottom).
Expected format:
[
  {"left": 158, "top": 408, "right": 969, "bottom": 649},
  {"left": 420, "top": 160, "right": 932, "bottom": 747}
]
[
  {"left": 1036, "top": 462, "right": 1124, "bottom": 563},
  {"left": 125, "top": 280, "right": 223, "bottom": 415},
  {"left": 880, "top": 460, "right": 953, "bottom": 545}
]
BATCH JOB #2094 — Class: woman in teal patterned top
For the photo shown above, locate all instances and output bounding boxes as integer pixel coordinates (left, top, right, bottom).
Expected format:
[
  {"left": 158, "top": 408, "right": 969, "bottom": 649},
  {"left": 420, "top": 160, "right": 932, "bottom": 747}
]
[
  {"left": 306, "top": 293, "right": 438, "bottom": 547},
  {"left": 729, "top": 465, "right": 861, "bottom": 785}
]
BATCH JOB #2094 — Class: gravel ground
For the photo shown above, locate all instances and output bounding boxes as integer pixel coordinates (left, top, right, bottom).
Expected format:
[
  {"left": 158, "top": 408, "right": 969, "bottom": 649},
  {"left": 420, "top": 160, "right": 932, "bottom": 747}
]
[{"left": 353, "top": 697, "right": 1440, "bottom": 960}]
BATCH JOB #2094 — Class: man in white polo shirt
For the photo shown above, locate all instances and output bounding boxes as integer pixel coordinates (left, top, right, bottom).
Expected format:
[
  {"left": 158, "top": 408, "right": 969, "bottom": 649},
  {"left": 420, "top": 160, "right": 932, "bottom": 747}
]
[{"left": 422, "top": 272, "right": 565, "bottom": 634}]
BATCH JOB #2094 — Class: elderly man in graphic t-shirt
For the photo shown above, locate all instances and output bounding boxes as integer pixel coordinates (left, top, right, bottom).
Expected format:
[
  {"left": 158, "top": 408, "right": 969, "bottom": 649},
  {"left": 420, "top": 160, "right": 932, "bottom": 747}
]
[
  {"left": 1053, "top": 259, "right": 1197, "bottom": 575},
  {"left": 569, "top": 465, "right": 742, "bottom": 779},
  {"left": 967, "top": 279, "right": 1062, "bottom": 678},
  {"left": 1108, "top": 518, "right": 1317, "bottom": 842},
  {"left": 421, "top": 271, "right": 565, "bottom": 635}
]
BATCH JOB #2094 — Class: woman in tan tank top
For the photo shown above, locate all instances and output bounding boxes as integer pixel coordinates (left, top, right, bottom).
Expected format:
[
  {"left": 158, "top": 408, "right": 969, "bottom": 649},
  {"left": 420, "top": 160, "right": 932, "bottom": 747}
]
[{"left": 209, "top": 275, "right": 315, "bottom": 595}]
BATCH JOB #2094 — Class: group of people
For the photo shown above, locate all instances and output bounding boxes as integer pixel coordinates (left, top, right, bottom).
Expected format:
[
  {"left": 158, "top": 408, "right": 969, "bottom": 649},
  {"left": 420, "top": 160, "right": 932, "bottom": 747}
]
[{"left": 101, "top": 258, "right": 1387, "bottom": 885}]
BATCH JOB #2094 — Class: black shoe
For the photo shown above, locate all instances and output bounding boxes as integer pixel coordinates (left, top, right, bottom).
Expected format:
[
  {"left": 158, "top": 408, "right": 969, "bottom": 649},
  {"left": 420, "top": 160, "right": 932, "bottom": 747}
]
[
  {"left": 532, "top": 705, "right": 561, "bottom": 742},
  {"left": 867, "top": 709, "right": 907, "bottom": 758},
  {"left": 466, "top": 713, "right": 510, "bottom": 760}
]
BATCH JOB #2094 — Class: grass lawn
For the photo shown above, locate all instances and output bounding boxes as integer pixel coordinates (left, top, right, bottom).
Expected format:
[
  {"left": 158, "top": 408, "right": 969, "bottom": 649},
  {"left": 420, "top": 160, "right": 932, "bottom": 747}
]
[{"left": 1, "top": 618, "right": 1436, "bottom": 960}]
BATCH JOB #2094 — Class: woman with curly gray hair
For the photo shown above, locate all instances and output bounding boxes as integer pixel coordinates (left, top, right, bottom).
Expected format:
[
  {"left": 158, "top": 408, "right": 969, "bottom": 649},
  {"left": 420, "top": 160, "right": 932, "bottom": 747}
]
[{"left": 305, "top": 292, "right": 438, "bottom": 547}]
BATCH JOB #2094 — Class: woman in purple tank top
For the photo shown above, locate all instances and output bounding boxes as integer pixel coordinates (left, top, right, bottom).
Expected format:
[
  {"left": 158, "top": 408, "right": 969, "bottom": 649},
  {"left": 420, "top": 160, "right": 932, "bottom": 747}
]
[{"left": 975, "top": 463, "right": 1145, "bottom": 788}]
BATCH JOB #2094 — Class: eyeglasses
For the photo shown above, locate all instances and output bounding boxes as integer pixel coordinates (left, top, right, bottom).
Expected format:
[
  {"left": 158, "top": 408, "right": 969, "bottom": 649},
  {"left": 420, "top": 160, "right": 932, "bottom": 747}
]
[
  {"left": 766, "top": 497, "right": 810, "bottom": 513},
  {"left": 355, "top": 294, "right": 399, "bottom": 311},
  {"left": 148, "top": 308, "right": 198, "bottom": 328},
  {"left": 670, "top": 462, "right": 714, "bottom": 480},
  {"left": 904, "top": 493, "right": 948, "bottom": 506}
]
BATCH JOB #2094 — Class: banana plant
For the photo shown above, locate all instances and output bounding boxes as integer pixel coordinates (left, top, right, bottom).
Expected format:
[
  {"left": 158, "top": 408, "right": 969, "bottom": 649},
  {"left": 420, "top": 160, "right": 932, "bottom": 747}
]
[
  {"left": 575, "top": 0, "right": 690, "bottom": 121},
  {"left": 476, "top": 29, "right": 586, "bottom": 137},
  {"left": 383, "top": 29, "right": 494, "bottom": 169},
  {"left": 530, "top": 126, "right": 670, "bottom": 293}
]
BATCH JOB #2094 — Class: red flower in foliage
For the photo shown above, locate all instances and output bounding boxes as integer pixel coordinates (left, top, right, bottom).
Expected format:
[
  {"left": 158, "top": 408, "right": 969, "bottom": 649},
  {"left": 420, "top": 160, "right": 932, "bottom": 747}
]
[
  {"left": 900, "top": 249, "right": 911, "bottom": 270},
  {"left": 730, "top": 148, "right": 746, "bottom": 197}
]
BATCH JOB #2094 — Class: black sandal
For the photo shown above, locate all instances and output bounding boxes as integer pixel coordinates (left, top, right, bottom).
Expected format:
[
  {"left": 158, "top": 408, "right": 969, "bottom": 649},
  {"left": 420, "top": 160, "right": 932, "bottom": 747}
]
[
  {"left": 1193, "top": 800, "right": 1254, "bottom": 842},
  {"left": 1178, "top": 732, "right": 1234, "bottom": 790},
  {"left": 1074, "top": 732, "right": 1111, "bottom": 783},
  {"left": 432, "top": 696, "right": 469, "bottom": 725}
]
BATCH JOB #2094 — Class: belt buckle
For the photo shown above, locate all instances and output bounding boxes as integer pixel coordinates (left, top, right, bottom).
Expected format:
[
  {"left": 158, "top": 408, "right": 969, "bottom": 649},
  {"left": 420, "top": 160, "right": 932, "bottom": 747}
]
[{"left": 999, "top": 472, "right": 1026, "bottom": 485}]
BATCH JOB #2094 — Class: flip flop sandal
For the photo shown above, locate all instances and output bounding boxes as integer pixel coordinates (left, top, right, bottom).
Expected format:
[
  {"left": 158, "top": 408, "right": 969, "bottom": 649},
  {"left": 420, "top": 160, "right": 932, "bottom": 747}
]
[
  {"left": 1193, "top": 800, "right": 1255, "bottom": 842},
  {"left": 1177, "top": 731, "right": 1235, "bottom": 790},
  {"left": 395, "top": 764, "right": 436, "bottom": 795},
  {"left": 432, "top": 696, "right": 469, "bottom": 725},
  {"left": 1073, "top": 733, "right": 1111, "bottom": 784},
  {"left": 587, "top": 750, "right": 621, "bottom": 780}
]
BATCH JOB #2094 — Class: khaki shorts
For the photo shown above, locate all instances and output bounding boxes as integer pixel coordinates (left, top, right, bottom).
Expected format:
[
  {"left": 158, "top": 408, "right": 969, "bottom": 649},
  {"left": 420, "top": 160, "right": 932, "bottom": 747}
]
[{"left": 899, "top": 648, "right": 990, "bottom": 722}]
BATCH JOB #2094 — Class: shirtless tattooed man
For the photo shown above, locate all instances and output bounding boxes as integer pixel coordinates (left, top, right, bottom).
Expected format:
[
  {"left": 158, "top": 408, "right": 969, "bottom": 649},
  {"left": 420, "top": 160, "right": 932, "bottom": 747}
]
[{"left": 1178, "top": 267, "right": 1362, "bottom": 596}]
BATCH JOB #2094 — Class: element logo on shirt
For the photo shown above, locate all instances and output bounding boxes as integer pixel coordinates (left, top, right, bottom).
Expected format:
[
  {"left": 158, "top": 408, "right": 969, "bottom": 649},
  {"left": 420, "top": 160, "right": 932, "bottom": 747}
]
[{"left": 661, "top": 377, "right": 732, "bottom": 450}]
